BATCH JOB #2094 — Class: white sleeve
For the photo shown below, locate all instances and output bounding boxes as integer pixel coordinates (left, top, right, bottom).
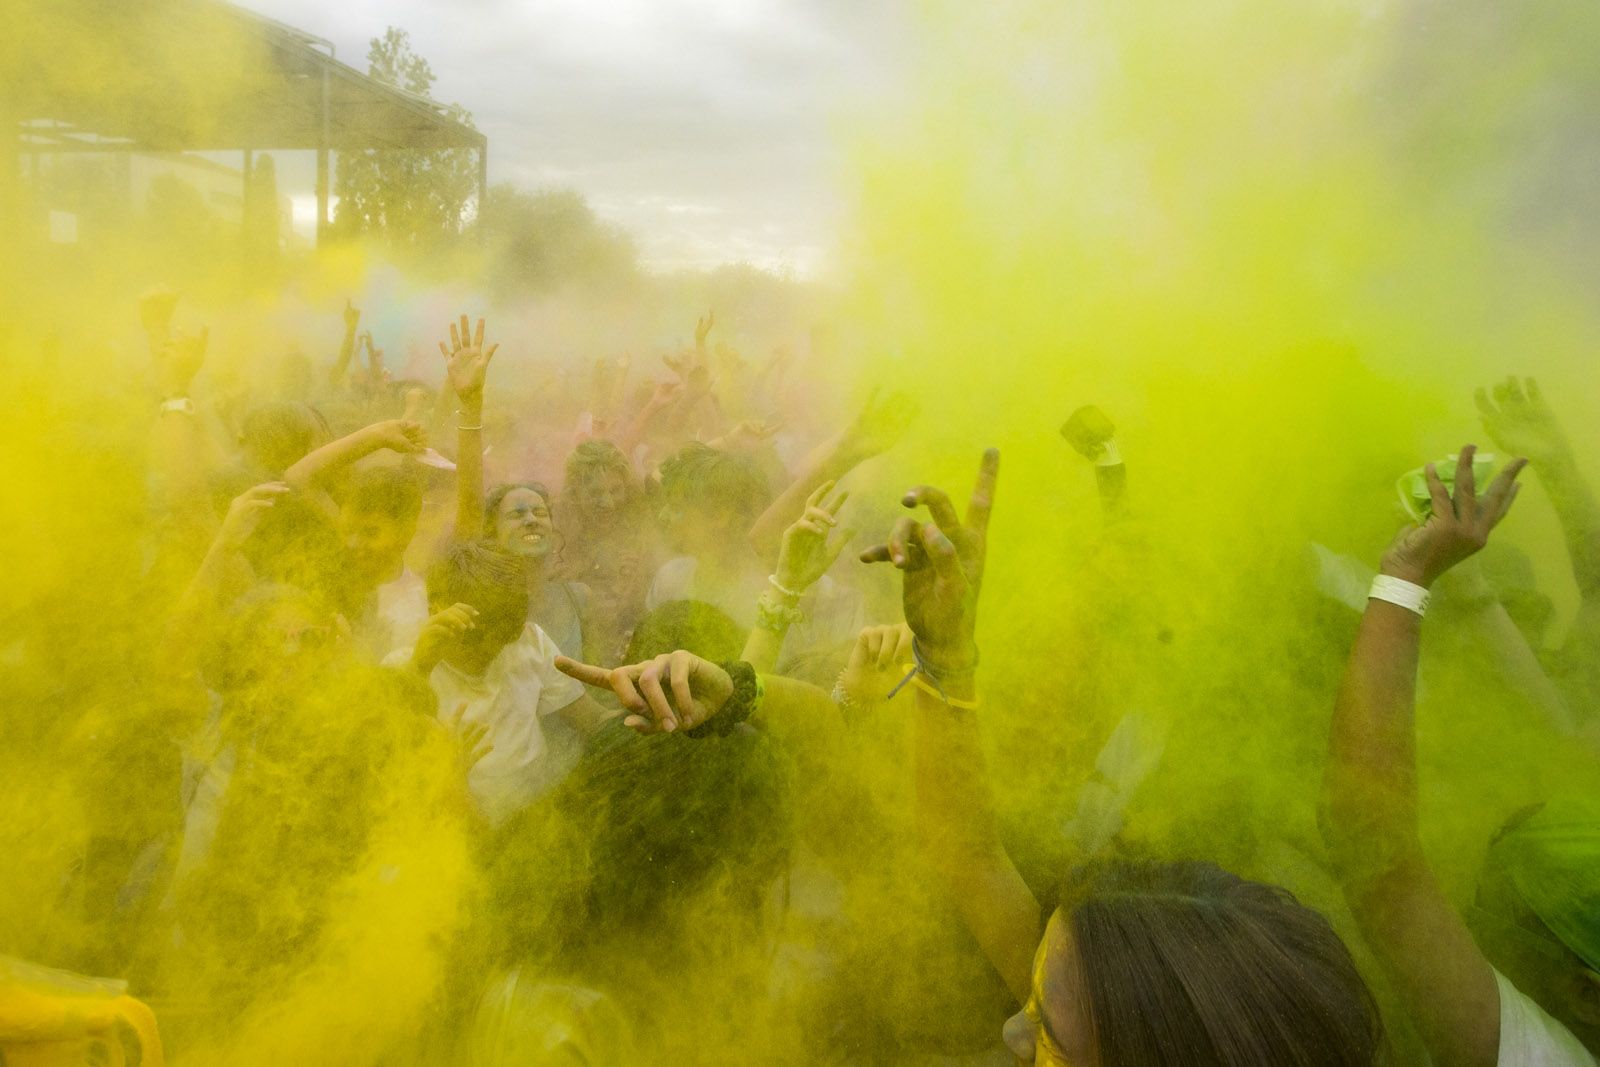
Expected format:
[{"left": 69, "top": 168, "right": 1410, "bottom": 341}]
[
  {"left": 529, "top": 625, "right": 584, "bottom": 714},
  {"left": 1495, "top": 969, "right": 1599, "bottom": 1067}
]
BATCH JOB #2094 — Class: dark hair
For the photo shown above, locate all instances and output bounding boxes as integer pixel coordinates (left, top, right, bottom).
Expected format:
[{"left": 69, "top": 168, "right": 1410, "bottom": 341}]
[
  {"left": 625, "top": 600, "right": 745, "bottom": 663},
  {"left": 657, "top": 443, "right": 769, "bottom": 525},
  {"left": 426, "top": 541, "right": 529, "bottom": 644},
  {"left": 344, "top": 464, "right": 422, "bottom": 526},
  {"left": 483, "top": 482, "right": 552, "bottom": 539},
  {"left": 240, "top": 491, "right": 350, "bottom": 611},
  {"left": 490, "top": 721, "right": 794, "bottom": 968},
  {"left": 1058, "top": 860, "right": 1380, "bottom": 1066},
  {"left": 239, "top": 401, "right": 332, "bottom": 475}
]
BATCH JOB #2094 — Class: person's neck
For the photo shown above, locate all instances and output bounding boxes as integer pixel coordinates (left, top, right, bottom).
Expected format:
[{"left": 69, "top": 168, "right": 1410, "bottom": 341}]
[{"left": 523, "top": 557, "right": 548, "bottom": 595}]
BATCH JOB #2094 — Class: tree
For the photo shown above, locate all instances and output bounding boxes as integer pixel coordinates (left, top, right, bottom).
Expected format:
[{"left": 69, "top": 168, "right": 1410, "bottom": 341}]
[
  {"left": 479, "top": 185, "right": 640, "bottom": 295},
  {"left": 333, "top": 28, "right": 478, "bottom": 251}
]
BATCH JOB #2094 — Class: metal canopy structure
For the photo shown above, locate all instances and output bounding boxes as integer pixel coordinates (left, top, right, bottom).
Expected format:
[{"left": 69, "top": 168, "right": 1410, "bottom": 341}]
[{"left": 6, "top": 0, "right": 487, "bottom": 242}]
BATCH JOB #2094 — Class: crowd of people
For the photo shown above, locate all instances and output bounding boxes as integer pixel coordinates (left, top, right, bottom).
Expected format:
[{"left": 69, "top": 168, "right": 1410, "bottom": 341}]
[{"left": 1, "top": 287, "right": 1597, "bottom": 1067}]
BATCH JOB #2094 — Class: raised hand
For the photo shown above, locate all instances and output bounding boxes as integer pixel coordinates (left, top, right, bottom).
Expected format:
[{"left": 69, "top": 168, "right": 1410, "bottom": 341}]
[
  {"left": 366, "top": 418, "right": 426, "bottom": 455},
  {"left": 157, "top": 326, "right": 208, "bottom": 396},
  {"left": 438, "top": 314, "right": 498, "bottom": 402},
  {"left": 694, "top": 309, "right": 716, "bottom": 349},
  {"left": 555, "top": 651, "right": 733, "bottom": 734},
  {"left": 1060, "top": 404, "right": 1117, "bottom": 461},
  {"left": 1381, "top": 445, "right": 1527, "bottom": 588},
  {"left": 861, "top": 449, "right": 998, "bottom": 668},
  {"left": 364, "top": 333, "right": 388, "bottom": 385},
  {"left": 343, "top": 297, "right": 362, "bottom": 333},
  {"left": 218, "top": 482, "right": 290, "bottom": 550},
  {"left": 413, "top": 603, "right": 478, "bottom": 675},
  {"left": 838, "top": 623, "right": 915, "bottom": 708},
  {"left": 775, "top": 479, "right": 852, "bottom": 593},
  {"left": 662, "top": 347, "right": 712, "bottom": 395},
  {"left": 836, "top": 388, "right": 918, "bottom": 466},
  {"left": 1476, "top": 377, "right": 1569, "bottom": 466},
  {"left": 719, "top": 417, "right": 786, "bottom": 452}
]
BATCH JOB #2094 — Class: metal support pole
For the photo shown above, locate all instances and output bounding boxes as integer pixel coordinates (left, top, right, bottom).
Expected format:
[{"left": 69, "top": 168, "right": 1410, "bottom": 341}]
[
  {"left": 315, "top": 66, "right": 330, "bottom": 244},
  {"left": 477, "top": 140, "right": 488, "bottom": 240}
]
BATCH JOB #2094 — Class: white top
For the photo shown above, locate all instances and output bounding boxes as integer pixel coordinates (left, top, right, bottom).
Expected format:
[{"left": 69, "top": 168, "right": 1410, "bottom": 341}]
[
  {"left": 387, "top": 624, "right": 584, "bottom": 826},
  {"left": 355, "top": 568, "right": 429, "bottom": 660},
  {"left": 1497, "top": 969, "right": 1598, "bottom": 1066}
]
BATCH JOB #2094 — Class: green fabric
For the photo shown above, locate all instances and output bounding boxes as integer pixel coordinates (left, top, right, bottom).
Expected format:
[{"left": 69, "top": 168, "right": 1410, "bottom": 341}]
[
  {"left": 1489, "top": 799, "right": 1600, "bottom": 972},
  {"left": 1396, "top": 453, "right": 1497, "bottom": 522}
]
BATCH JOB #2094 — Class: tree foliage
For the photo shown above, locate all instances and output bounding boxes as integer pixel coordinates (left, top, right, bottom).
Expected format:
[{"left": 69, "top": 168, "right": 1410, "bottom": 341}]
[
  {"left": 333, "top": 28, "right": 478, "bottom": 251},
  {"left": 479, "top": 185, "right": 639, "bottom": 295}
]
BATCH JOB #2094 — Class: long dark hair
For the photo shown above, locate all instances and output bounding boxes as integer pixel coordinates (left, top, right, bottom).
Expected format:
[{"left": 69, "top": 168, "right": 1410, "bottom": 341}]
[{"left": 1059, "top": 860, "right": 1381, "bottom": 1066}]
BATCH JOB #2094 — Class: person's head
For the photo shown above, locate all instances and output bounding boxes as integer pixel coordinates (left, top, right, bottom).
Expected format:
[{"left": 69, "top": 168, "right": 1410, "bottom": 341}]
[
  {"left": 656, "top": 443, "right": 768, "bottom": 555},
  {"left": 487, "top": 483, "right": 555, "bottom": 563},
  {"left": 239, "top": 401, "right": 331, "bottom": 476},
  {"left": 624, "top": 600, "right": 745, "bottom": 664},
  {"left": 564, "top": 440, "right": 636, "bottom": 523},
  {"left": 1004, "top": 860, "right": 1380, "bottom": 1066},
  {"left": 1473, "top": 801, "right": 1600, "bottom": 1042},
  {"left": 338, "top": 465, "right": 421, "bottom": 587},
  {"left": 426, "top": 541, "right": 530, "bottom": 672},
  {"left": 240, "top": 490, "right": 351, "bottom": 612},
  {"left": 491, "top": 719, "right": 794, "bottom": 974}
]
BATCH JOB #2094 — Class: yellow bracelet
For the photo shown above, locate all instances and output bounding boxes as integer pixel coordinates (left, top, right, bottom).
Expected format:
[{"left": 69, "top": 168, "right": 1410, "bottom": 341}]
[{"left": 901, "top": 665, "right": 979, "bottom": 710}]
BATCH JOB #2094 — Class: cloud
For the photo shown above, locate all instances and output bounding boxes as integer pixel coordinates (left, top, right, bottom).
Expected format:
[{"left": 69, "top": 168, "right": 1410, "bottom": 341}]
[{"left": 236, "top": 0, "right": 911, "bottom": 274}]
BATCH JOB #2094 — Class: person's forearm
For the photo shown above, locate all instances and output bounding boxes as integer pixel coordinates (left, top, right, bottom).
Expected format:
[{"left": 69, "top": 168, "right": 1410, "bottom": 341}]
[
  {"left": 1467, "top": 602, "right": 1576, "bottom": 733},
  {"left": 284, "top": 424, "right": 385, "bottom": 491},
  {"left": 1322, "top": 601, "right": 1427, "bottom": 881},
  {"left": 741, "top": 623, "right": 788, "bottom": 674},
  {"left": 1538, "top": 452, "right": 1600, "bottom": 598},
  {"left": 912, "top": 683, "right": 1040, "bottom": 1002},
  {"left": 330, "top": 324, "right": 358, "bottom": 386},
  {"left": 454, "top": 395, "right": 485, "bottom": 539}
]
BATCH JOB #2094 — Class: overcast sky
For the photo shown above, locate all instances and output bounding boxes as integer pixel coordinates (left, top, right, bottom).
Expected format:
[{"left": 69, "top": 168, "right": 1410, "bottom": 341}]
[{"left": 237, "top": 0, "right": 911, "bottom": 275}]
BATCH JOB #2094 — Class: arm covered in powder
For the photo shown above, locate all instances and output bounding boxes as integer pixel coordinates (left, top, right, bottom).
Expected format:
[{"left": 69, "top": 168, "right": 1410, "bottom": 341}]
[
  {"left": 860, "top": 448, "right": 1041, "bottom": 1005},
  {"left": 1320, "top": 447, "right": 1528, "bottom": 1067}
]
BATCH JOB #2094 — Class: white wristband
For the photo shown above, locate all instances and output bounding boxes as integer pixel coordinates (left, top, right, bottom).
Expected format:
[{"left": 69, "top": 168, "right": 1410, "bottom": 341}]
[
  {"left": 1369, "top": 575, "right": 1430, "bottom": 617},
  {"left": 1095, "top": 439, "right": 1123, "bottom": 468}
]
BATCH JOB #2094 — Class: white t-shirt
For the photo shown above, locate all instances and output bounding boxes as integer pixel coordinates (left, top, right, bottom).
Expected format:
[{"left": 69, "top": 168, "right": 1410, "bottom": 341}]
[
  {"left": 387, "top": 624, "right": 585, "bottom": 826},
  {"left": 1497, "top": 969, "right": 1598, "bottom": 1066},
  {"left": 355, "top": 569, "right": 429, "bottom": 661}
]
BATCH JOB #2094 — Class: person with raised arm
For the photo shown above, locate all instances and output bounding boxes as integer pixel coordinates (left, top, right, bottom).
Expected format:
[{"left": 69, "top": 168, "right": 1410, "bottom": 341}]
[
  {"left": 557, "top": 449, "right": 1381, "bottom": 1064},
  {"left": 1321, "top": 446, "right": 1600, "bottom": 1066},
  {"left": 747, "top": 387, "right": 916, "bottom": 563},
  {"left": 864, "top": 450, "right": 1379, "bottom": 1064},
  {"left": 739, "top": 480, "right": 851, "bottom": 674},
  {"left": 1478, "top": 377, "right": 1600, "bottom": 714},
  {"left": 440, "top": 314, "right": 590, "bottom": 658},
  {"left": 282, "top": 417, "right": 429, "bottom": 659}
]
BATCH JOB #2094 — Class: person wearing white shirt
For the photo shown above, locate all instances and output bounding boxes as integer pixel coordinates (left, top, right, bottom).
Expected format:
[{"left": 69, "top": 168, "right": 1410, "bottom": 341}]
[{"left": 388, "top": 541, "right": 616, "bottom": 825}]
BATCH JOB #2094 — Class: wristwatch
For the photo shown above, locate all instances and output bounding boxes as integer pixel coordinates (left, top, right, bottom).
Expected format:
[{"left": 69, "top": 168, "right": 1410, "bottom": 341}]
[{"left": 159, "top": 396, "right": 195, "bottom": 416}]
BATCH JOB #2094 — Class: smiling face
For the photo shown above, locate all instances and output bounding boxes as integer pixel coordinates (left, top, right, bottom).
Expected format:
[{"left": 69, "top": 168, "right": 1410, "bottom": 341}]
[
  {"left": 494, "top": 487, "right": 554, "bottom": 561},
  {"left": 1002, "top": 911, "right": 1094, "bottom": 1066}
]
